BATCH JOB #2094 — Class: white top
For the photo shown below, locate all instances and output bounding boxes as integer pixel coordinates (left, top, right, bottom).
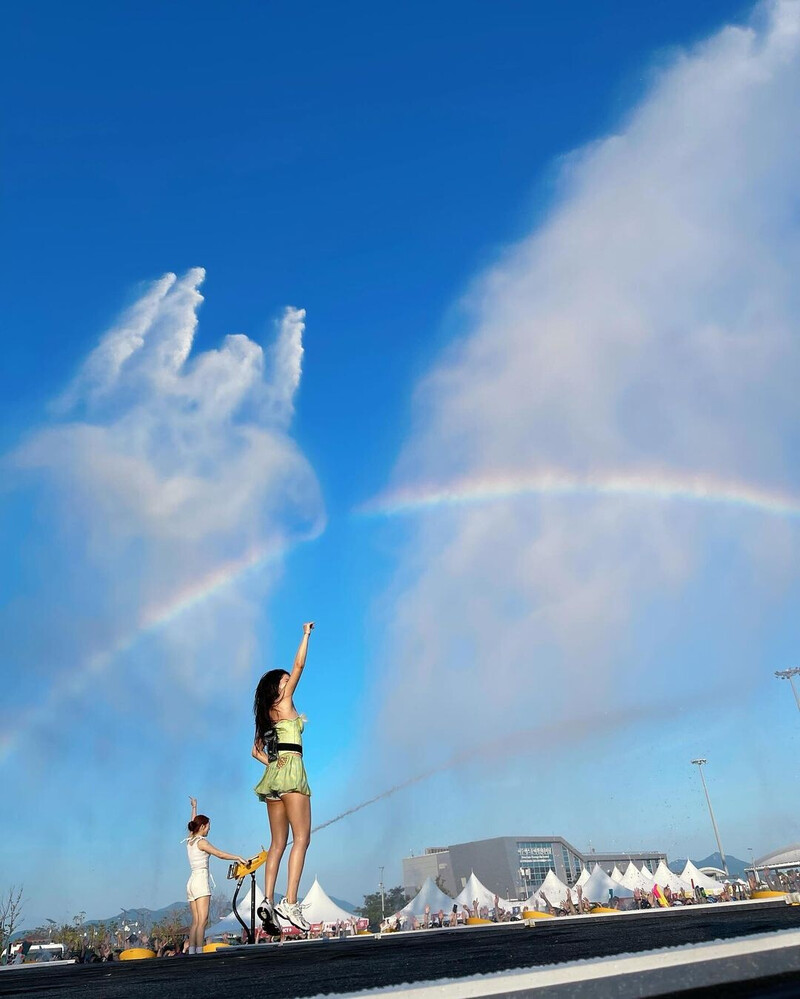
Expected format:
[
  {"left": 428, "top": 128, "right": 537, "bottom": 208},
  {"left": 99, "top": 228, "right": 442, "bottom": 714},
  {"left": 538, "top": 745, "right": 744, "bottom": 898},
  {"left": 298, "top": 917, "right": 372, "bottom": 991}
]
[{"left": 187, "top": 835, "right": 209, "bottom": 872}]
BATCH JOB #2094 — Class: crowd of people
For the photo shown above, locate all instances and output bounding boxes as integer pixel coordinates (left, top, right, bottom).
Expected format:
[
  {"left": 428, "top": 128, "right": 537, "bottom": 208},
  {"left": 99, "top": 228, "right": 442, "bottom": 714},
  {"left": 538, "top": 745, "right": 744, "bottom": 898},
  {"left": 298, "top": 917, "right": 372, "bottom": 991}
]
[
  {"left": 379, "top": 867, "right": 800, "bottom": 932},
  {"left": 538, "top": 881, "right": 750, "bottom": 916},
  {"left": 381, "top": 895, "right": 524, "bottom": 931},
  {"left": 248, "top": 917, "right": 368, "bottom": 942},
  {"left": 4, "top": 928, "right": 198, "bottom": 964},
  {"left": 763, "top": 868, "right": 800, "bottom": 894},
  {"left": 5, "top": 866, "right": 799, "bottom": 961}
]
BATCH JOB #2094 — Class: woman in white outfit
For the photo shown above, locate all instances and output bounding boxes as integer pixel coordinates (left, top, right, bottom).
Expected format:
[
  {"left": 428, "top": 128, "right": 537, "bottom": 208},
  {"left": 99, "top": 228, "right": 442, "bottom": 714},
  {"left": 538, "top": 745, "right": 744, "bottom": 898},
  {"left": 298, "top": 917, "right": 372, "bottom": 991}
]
[{"left": 186, "top": 797, "right": 246, "bottom": 954}]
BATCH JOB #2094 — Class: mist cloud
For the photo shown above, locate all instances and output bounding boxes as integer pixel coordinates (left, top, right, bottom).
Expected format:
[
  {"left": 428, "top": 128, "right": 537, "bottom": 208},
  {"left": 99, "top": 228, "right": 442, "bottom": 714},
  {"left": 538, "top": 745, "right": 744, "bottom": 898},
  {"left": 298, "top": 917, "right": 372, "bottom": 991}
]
[
  {"left": 374, "top": 1, "right": 800, "bottom": 748},
  {"left": 6, "top": 268, "right": 323, "bottom": 750}
]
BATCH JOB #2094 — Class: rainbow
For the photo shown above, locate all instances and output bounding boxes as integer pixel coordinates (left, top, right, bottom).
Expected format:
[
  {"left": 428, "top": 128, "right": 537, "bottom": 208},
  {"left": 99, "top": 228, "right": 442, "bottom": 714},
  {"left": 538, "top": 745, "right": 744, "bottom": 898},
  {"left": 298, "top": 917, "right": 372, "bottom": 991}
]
[
  {"left": 357, "top": 468, "right": 800, "bottom": 520},
  {"left": 0, "top": 543, "right": 283, "bottom": 765},
  {"left": 136, "top": 543, "right": 284, "bottom": 637}
]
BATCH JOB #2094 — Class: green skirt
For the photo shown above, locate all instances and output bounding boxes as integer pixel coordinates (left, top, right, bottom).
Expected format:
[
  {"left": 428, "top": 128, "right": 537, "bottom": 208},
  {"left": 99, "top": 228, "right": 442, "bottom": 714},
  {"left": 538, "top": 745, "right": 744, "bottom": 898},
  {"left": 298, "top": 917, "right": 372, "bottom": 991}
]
[{"left": 254, "top": 754, "right": 311, "bottom": 802}]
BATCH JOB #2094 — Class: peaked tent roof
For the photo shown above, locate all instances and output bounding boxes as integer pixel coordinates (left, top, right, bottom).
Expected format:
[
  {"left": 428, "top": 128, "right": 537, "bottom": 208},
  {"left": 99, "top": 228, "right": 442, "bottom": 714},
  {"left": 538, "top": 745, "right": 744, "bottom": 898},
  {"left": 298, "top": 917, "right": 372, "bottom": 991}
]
[
  {"left": 620, "top": 861, "right": 652, "bottom": 892},
  {"left": 207, "top": 883, "right": 264, "bottom": 936},
  {"left": 454, "top": 871, "right": 511, "bottom": 910},
  {"left": 528, "top": 869, "right": 574, "bottom": 908},
  {"left": 302, "top": 878, "right": 357, "bottom": 924},
  {"left": 653, "top": 860, "right": 691, "bottom": 893},
  {"left": 396, "top": 877, "right": 456, "bottom": 918},
  {"left": 580, "top": 866, "right": 634, "bottom": 903},
  {"left": 575, "top": 868, "right": 591, "bottom": 887},
  {"left": 207, "top": 914, "right": 245, "bottom": 936},
  {"left": 610, "top": 865, "right": 625, "bottom": 883},
  {"left": 681, "top": 860, "right": 724, "bottom": 894}
]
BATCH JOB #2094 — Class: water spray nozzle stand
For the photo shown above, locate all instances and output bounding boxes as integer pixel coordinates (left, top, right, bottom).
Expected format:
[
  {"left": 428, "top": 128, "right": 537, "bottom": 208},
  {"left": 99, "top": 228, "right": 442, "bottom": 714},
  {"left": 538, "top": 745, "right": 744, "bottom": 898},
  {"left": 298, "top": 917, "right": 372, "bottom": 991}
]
[{"left": 227, "top": 851, "right": 268, "bottom": 945}]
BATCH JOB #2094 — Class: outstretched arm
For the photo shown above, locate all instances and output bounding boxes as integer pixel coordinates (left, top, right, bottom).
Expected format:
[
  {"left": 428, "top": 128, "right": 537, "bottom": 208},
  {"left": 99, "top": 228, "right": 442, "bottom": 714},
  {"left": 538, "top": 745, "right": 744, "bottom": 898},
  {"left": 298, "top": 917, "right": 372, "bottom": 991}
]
[
  {"left": 198, "top": 840, "right": 246, "bottom": 864},
  {"left": 189, "top": 797, "right": 197, "bottom": 821},
  {"left": 282, "top": 622, "right": 314, "bottom": 701}
]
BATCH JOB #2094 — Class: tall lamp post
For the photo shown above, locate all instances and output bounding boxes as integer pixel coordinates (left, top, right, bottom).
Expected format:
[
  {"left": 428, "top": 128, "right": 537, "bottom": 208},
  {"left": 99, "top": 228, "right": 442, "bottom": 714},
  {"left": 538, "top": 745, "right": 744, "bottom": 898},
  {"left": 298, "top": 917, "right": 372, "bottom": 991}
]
[
  {"left": 691, "top": 759, "right": 729, "bottom": 876},
  {"left": 774, "top": 667, "right": 800, "bottom": 713},
  {"left": 378, "top": 867, "right": 385, "bottom": 923}
]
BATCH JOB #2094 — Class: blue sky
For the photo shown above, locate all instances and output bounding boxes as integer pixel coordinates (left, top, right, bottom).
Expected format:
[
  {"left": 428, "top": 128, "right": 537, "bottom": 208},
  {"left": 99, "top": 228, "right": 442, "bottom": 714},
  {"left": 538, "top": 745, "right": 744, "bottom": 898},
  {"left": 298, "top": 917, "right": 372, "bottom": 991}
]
[{"left": 2, "top": 0, "right": 800, "bottom": 927}]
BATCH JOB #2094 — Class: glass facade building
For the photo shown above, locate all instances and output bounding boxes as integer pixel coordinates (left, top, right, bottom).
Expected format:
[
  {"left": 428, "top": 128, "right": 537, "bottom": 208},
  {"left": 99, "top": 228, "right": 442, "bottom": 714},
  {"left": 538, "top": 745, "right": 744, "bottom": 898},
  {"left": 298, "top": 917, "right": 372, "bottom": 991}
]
[{"left": 403, "top": 836, "right": 668, "bottom": 899}]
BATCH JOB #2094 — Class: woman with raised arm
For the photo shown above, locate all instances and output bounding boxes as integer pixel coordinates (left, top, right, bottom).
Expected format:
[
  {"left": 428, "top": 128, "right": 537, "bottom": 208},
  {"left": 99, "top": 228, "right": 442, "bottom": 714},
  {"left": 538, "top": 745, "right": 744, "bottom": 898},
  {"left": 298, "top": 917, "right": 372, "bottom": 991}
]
[
  {"left": 252, "top": 622, "right": 314, "bottom": 933},
  {"left": 185, "top": 797, "right": 246, "bottom": 954}
]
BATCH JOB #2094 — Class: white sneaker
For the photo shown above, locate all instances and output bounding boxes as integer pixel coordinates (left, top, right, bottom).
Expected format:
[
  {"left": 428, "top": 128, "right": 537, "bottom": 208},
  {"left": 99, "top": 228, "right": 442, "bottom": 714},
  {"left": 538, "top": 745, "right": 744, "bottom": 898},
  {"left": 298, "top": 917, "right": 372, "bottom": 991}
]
[
  {"left": 257, "top": 899, "right": 281, "bottom": 936},
  {"left": 275, "top": 898, "right": 310, "bottom": 932}
]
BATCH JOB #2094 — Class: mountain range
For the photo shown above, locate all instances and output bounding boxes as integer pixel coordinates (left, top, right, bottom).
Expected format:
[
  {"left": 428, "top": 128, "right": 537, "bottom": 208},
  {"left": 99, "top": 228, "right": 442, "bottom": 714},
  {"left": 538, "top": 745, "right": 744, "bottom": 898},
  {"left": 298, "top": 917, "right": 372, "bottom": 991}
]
[
  {"left": 89, "top": 892, "right": 358, "bottom": 930},
  {"left": 668, "top": 853, "right": 749, "bottom": 879}
]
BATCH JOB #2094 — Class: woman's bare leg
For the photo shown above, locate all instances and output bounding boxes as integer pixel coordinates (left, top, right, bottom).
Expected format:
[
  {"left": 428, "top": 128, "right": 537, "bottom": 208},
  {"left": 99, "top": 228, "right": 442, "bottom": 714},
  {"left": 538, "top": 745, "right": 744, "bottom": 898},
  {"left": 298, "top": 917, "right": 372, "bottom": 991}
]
[
  {"left": 189, "top": 899, "right": 199, "bottom": 948},
  {"left": 195, "top": 895, "right": 210, "bottom": 949},
  {"left": 282, "top": 792, "right": 311, "bottom": 903},
  {"left": 264, "top": 799, "right": 289, "bottom": 902}
]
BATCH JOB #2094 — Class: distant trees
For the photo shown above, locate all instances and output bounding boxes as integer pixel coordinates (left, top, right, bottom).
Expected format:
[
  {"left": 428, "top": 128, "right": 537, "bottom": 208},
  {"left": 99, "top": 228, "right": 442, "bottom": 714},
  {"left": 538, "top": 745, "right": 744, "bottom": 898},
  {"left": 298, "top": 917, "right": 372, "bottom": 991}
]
[
  {"left": 150, "top": 911, "right": 190, "bottom": 951},
  {"left": 357, "top": 886, "right": 407, "bottom": 930},
  {"left": 0, "top": 885, "right": 25, "bottom": 961},
  {"left": 50, "top": 912, "right": 93, "bottom": 953},
  {"left": 208, "top": 894, "right": 229, "bottom": 926}
]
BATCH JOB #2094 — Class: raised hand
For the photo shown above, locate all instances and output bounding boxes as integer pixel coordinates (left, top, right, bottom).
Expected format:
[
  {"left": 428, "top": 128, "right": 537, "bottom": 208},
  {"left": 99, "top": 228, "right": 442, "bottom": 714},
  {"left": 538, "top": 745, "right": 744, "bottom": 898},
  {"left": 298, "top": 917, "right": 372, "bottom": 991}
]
[{"left": 303, "top": 622, "right": 314, "bottom": 635}]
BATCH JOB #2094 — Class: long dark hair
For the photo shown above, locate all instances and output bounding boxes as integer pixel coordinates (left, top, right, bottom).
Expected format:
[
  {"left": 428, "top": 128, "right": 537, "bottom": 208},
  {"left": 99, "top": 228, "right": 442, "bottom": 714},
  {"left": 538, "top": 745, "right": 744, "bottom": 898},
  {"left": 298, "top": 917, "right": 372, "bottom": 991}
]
[{"left": 253, "top": 669, "right": 289, "bottom": 749}]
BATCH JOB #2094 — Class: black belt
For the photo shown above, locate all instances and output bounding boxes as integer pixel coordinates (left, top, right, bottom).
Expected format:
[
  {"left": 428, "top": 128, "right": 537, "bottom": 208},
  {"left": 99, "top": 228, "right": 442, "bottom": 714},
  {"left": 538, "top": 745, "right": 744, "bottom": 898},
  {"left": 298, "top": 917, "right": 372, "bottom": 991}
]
[{"left": 276, "top": 743, "right": 302, "bottom": 755}]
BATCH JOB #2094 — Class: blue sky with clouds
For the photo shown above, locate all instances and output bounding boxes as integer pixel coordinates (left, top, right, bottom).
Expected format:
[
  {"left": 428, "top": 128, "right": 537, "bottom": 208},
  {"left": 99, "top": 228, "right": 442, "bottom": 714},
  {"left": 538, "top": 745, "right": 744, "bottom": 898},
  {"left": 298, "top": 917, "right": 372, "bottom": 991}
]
[{"left": 2, "top": 0, "right": 800, "bottom": 927}]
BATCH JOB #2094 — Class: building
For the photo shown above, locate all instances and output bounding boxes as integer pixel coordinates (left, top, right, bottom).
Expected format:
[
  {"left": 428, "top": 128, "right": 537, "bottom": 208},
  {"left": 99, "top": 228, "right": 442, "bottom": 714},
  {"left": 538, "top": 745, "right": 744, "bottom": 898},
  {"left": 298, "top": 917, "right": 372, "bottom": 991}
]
[
  {"left": 753, "top": 842, "right": 800, "bottom": 874},
  {"left": 402, "top": 847, "right": 454, "bottom": 898},
  {"left": 580, "top": 849, "right": 667, "bottom": 878},
  {"left": 402, "top": 836, "right": 668, "bottom": 899}
]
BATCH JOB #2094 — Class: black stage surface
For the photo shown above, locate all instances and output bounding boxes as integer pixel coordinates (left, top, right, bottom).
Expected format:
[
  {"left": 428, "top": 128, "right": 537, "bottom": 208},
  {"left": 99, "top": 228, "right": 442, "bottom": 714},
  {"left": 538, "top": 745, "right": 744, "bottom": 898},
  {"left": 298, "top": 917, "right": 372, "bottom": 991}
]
[{"left": 2, "top": 903, "right": 799, "bottom": 999}]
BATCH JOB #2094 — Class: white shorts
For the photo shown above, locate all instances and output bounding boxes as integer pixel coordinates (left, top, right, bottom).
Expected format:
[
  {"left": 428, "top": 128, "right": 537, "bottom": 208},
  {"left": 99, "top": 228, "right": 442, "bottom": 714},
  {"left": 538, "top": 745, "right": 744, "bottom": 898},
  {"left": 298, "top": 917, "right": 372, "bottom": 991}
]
[{"left": 187, "top": 870, "right": 211, "bottom": 902}]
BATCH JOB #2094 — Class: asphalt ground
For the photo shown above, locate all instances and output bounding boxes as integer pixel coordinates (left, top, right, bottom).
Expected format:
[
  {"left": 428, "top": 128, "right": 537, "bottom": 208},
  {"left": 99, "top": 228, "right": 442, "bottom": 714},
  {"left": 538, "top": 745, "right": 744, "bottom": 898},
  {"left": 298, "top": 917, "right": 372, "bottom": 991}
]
[{"left": 2, "top": 902, "right": 799, "bottom": 999}]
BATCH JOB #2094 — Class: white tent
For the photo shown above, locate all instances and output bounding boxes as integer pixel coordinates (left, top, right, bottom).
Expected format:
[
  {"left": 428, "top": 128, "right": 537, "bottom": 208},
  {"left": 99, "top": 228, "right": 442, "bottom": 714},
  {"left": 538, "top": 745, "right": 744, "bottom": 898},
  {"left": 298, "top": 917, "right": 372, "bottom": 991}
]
[
  {"left": 653, "top": 861, "right": 691, "bottom": 894},
  {"left": 454, "top": 872, "right": 512, "bottom": 911},
  {"left": 575, "top": 867, "right": 591, "bottom": 887},
  {"left": 208, "top": 879, "right": 355, "bottom": 935},
  {"left": 580, "top": 866, "right": 634, "bottom": 903},
  {"left": 207, "top": 883, "right": 264, "bottom": 936},
  {"left": 610, "top": 865, "right": 625, "bottom": 883},
  {"left": 681, "top": 860, "right": 724, "bottom": 895},
  {"left": 528, "top": 869, "right": 575, "bottom": 909},
  {"left": 207, "top": 911, "right": 247, "bottom": 936},
  {"left": 397, "top": 877, "right": 456, "bottom": 918},
  {"left": 620, "top": 862, "right": 653, "bottom": 893},
  {"left": 639, "top": 865, "right": 656, "bottom": 889},
  {"left": 302, "top": 878, "right": 357, "bottom": 925}
]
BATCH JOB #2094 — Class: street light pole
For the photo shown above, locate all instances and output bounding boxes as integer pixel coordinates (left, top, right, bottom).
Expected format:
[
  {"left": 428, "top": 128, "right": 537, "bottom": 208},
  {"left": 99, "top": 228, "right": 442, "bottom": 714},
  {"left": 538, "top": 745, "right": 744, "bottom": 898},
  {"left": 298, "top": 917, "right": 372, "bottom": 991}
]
[
  {"left": 691, "top": 759, "right": 728, "bottom": 876},
  {"left": 378, "top": 867, "right": 385, "bottom": 923},
  {"left": 748, "top": 847, "right": 756, "bottom": 882},
  {"left": 774, "top": 667, "right": 800, "bottom": 713}
]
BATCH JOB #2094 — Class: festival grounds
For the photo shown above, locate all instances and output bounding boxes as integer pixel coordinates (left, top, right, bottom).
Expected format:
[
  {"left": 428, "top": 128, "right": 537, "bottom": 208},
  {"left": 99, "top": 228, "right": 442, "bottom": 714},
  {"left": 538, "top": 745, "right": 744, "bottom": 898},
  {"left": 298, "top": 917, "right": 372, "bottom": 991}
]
[{"left": 1, "top": 898, "right": 798, "bottom": 998}]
